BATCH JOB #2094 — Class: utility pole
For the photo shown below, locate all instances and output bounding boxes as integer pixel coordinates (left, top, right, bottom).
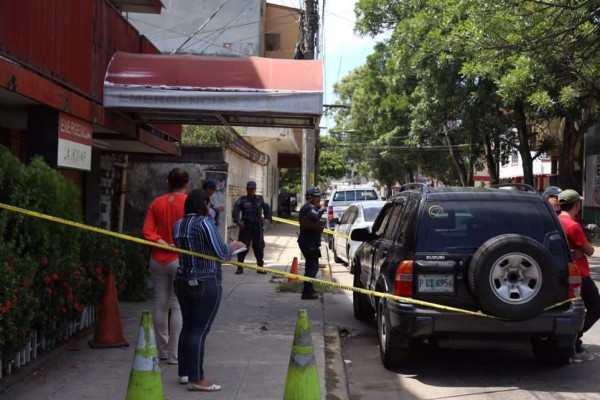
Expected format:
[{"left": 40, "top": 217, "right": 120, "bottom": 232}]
[{"left": 301, "top": 0, "right": 319, "bottom": 196}]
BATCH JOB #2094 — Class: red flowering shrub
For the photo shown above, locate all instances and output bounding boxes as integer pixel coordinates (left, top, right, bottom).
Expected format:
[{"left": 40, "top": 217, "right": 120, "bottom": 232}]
[
  {"left": 0, "top": 147, "right": 150, "bottom": 363},
  {"left": 0, "top": 243, "right": 38, "bottom": 358}
]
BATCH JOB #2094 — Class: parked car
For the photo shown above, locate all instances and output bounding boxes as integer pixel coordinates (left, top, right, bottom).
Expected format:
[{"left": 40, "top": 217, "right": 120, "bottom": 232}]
[
  {"left": 332, "top": 201, "right": 386, "bottom": 267},
  {"left": 350, "top": 183, "right": 585, "bottom": 369},
  {"left": 491, "top": 183, "right": 537, "bottom": 192},
  {"left": 326, "top": 185, "right": 382, "bottom": 248}
]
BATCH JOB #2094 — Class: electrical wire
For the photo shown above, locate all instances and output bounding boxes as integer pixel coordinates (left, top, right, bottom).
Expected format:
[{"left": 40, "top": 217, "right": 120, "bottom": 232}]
[
  {"left": 171, "top": 0, "right": 232, "bottom": 54},
  {"left": 130, "top": 11, "right": 303, "bottom": 57},
  {"left": 192, "top": 0, "right": 259, "bottom": 54}
]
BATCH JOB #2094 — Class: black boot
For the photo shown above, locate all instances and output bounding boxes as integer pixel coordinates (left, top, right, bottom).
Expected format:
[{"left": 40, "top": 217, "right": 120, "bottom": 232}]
[
  {"left": 235, "top": 267, "right": 244, "bottom": 274},
  {"left": 257, "top": 261, "right": 267, "bottom": 274}
]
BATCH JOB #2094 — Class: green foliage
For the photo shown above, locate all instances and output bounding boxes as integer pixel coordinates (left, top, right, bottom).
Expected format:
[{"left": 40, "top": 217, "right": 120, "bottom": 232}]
[
  {"left": 279, "top": 168, "right": 302, "bottom": 193},
  {"left": 0, "top": 243, "right": 38, "bottom": 358},
  {"left": 318, "top": 136, "right": 349, "bottom": 181},
  {"left": 182, "top": 125, "right": 234, "bottom": 146},
  {"left": 0, "top": 146, "right": 149, "bottom": 361},
  {"left": 117, "top": 238, "right": 151, "bottom": 302},
  {"left": 339, "top": 0, "right": 600, "bottom": 188}
]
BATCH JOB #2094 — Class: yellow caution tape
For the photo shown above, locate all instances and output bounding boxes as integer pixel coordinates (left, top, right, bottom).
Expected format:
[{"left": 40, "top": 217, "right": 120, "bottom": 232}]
[
  {"left": 272, "top": 216, "right": 348, "bottom": 239},
  {"left": 0, "top": 202, "right": 580, "bottom": 319}
]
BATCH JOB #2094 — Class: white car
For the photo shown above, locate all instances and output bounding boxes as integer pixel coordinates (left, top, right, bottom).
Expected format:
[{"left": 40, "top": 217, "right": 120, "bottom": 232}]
[
  {"left": 326, "top": 185, "right": 382, "bottom": 249},
  {"left": 332, "top": 201, "right": 386, "bottom": 266}
]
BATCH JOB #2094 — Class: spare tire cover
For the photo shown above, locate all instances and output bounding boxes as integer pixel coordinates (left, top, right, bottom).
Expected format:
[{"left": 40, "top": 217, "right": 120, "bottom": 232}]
[{"left": 468, "top": 234, "right": 557, "bottom": 321}]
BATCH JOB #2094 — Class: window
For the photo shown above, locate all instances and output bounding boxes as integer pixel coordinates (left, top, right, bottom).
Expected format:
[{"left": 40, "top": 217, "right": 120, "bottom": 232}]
[
  {"left": 363, "top": 205, "right": 384, "bottom": 222},
  {"left": 347, "top": 208, "right": 358, "bottom": 224},
  {"left": 382, "top": 201, "right": 405, "bottom": 241},
  {"left": 340, "top": 206, "right": 356, "bottom": 224},
  {"left": 511, "top": 150, "right": 519, "bottom": 164},
  {"left": 265, "top": 34, "right": 281, "bottom": 51},
  {"left": 396, "top": 198, "right": 417, "bottom": 242},
  {"left": 416, "top": 201, "right": 553, "bottom": 252},
  {"left": 373, "top": 204, "right": 394, "bottom": 237}
]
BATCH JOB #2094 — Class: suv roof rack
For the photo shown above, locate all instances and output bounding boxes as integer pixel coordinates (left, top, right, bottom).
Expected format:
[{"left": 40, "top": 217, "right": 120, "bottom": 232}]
[
  {"left": 399, "top": 183, "right": 430, "bottom": 193},
  {"left": 490, "top": 183, "right": 537, "bottom": 193}
]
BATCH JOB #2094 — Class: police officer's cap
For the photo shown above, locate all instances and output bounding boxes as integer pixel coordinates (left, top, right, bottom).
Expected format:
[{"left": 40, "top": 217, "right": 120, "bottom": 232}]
[
  {"left": 246, "top": 181, "right": 257, "bottom": 189},
  {"left": 203, "top": 179, "right": 217, "bottom": 190},
  {"left": 305, "top": 187, "right": 322, "bottom": 197},
  {"left": 542, "top": 186, "right": 562, "bottom": 197}
]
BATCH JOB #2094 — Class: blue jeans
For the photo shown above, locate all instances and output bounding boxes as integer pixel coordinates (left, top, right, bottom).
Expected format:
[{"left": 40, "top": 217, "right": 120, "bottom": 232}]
[{"left": 174, "top": 272, "right": 222, "bottom": 381}]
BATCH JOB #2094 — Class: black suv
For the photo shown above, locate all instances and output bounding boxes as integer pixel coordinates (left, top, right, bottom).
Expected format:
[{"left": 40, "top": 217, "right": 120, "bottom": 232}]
[{"left": 350, "top": 184, "right": 585, "bottom": 368}]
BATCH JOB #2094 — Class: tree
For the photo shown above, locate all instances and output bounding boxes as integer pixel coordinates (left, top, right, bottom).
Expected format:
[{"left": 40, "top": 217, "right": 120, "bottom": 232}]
[
  {"left": 182, "top": 125, "right": 231, "bottom": 145},
  {"left": 317, "top": 136, "right": 350, "bottom": 183},
  {"left": 352, "top": 0, "right": 600, "bottom": 188},
  {"left": 279, "top": 168, "right": 301, "bottom": 193},
  {"left": 350, "top": 0, "right": 509, "bottom": 186},
  {"left": 457, "top": 1, "right": 600, "bottom": 188}
]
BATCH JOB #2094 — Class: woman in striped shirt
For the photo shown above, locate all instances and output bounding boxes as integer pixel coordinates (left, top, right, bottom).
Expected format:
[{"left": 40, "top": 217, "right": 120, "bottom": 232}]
[{"left": 172, "top": 189, "right": 245, "bottom": 392}]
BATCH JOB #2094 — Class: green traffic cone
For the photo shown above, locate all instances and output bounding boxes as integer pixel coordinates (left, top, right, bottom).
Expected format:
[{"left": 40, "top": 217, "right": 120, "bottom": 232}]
[
  {"left": 283, "top": 309, "right": 321, "bottom": 400},
  {"left": 126, "top": 310, "right": 164, "bottom": 400}
]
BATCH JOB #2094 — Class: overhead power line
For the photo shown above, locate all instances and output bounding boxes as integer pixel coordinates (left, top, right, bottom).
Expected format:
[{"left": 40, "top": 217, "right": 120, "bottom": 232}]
[
  {"left": 171, "top": 0, "right": 231, "bottom": 54},
  {"left": 320, "top": 143, "right": 470, "bottom": 150}
]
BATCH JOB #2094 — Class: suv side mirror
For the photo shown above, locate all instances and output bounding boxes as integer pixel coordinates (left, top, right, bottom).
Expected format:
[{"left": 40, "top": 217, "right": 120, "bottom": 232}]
[
  {"left": 351, "top": 227, "right": 371, "bottom": 241},
  {"left": 331, "top": 217, "right": 339, "bottom": 225}
]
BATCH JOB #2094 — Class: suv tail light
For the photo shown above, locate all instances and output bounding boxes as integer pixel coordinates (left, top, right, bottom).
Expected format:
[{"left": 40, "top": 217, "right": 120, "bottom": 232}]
[
  {"left": 568, "top": 262, "right": 582, "bottom": 298},
  {"left": 327, "top": 206, "right": 333, "bottom": 225},
  {"left": 395, "top": 261, "right": 413, "bottom": 297}
]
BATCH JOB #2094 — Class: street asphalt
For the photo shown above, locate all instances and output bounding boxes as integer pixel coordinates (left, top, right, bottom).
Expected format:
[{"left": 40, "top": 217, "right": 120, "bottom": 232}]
[{"left": 0, "top": 221, "right": 350, "bottom": 400}]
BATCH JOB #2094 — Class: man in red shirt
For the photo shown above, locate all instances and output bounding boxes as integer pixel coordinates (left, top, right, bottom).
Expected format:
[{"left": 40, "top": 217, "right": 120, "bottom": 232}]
[
  {"left": 558, "top": 189, "right": 600, "bottom": 362},
  {"left": 142, "top": 168, "right": 189, "bottom": 365}
]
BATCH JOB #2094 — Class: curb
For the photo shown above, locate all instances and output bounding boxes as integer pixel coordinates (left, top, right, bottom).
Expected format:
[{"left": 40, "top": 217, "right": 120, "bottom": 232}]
[
  {"left": 321, "top": 257, "right": 350, "bottom": 400},
  {"left": 324, "top": 324, "right": 350, "bottom": 400}
]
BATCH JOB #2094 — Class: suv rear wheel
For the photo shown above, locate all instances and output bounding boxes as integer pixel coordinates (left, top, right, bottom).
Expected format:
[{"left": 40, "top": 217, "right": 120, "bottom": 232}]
[
  {"left": 353, "top": 269, "right": 375, "bottom": 321},
  {"left": 468, "top": 234, "right": 557, "bottom": 321},
  {"left": 377, "top": 299, "right": 410, "bottom": 369}
]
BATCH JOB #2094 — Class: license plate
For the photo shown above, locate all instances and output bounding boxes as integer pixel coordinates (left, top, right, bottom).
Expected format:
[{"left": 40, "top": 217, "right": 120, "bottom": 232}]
[{"left": 418, "top": 274, "right": 454, "bottom": 293}]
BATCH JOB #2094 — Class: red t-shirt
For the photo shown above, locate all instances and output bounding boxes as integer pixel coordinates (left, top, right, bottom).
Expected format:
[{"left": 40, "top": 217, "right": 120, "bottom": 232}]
[
  {"left": 142, "top": 193, "right": 187, "bottom": 264},
  {"left": 558, "top": 213, "right": 590, "bottom": 277}
]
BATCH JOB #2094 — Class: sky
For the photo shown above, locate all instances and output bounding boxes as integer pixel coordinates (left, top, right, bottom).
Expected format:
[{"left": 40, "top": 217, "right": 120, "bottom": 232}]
[{"left": 269, "top": 0, "right": 379, "bottom": 131}]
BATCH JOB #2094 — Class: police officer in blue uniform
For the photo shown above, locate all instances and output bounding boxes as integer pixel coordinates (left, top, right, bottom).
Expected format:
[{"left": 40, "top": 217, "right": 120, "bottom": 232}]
[
  {"left": 232, "top": 181, "right": 272, "bottom": 274},
  {"left": 298, "top": 187, "right": 326, "bottom": 299}
]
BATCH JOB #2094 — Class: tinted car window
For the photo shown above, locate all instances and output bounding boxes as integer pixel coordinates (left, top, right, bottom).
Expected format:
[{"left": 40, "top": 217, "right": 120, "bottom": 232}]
[
  {"left": 346, "top": 208, "right": 358, "bottom": 224},
  {"left": 340, "top": 206, "right": 354, "bottom": 224},
  {"left": 356, "top": 190, "right": 378, "bottom": 201},
  {"left": 396, "top": 198, "right": 417, "bottom": 242},
  {"left": 331, "top": 189, "right": 380, "bottom": 203},
  {"left": 373, "top": 203, "right": 394, "bottom": 237},
  {"left": 383, "top": 202, "right": 405, "bottom": 241},
  {"left": 363, "top": 206, "right": 383, "bottom": 222},
  {"left": 415, "top": 201, "right": 555, "bottom": 252}
]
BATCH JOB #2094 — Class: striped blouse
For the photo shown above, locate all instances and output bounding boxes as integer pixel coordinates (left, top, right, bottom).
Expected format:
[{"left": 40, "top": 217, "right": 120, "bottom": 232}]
[{"left": 172, "top": 214, "right": 232, "bottom": 275}]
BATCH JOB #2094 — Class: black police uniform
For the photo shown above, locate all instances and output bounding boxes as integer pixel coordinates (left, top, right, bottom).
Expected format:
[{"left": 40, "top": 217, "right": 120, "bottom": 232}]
[
  {"left": 232, "top": 194, "right": 272, "bottom": 273},
  {"left": 298, "top": 199, "right": 325, "bottom": 299}
]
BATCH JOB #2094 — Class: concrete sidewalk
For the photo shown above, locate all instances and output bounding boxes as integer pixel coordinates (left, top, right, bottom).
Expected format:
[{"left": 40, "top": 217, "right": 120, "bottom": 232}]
[{"left": 0, "top": 221, "right": 348, "bottom": 400}]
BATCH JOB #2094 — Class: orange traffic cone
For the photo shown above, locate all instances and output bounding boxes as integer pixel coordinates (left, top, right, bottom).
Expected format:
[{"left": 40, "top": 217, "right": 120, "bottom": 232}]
[
  {"left": 88, "top": 270, "right": 129, "bottom": 348},
  {"left": 288, "top": 257, "right": 300, "bottom": 283}
]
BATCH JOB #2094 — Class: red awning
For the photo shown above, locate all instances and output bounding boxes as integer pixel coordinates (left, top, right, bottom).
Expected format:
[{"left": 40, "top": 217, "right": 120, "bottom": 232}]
[{"left": 104, "top": 52, "right": 323, "bottom": 129}]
